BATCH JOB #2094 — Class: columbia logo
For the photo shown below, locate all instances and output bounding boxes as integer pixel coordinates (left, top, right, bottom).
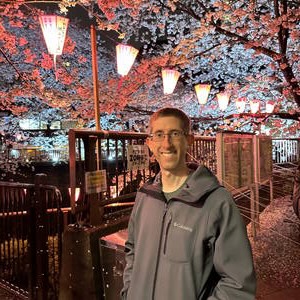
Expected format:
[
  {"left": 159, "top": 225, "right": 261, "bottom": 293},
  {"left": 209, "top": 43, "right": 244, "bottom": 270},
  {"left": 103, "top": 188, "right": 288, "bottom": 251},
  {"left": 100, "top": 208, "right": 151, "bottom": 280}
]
[{"left": 173, "top": 222, "right": 193, "bottom": 232}]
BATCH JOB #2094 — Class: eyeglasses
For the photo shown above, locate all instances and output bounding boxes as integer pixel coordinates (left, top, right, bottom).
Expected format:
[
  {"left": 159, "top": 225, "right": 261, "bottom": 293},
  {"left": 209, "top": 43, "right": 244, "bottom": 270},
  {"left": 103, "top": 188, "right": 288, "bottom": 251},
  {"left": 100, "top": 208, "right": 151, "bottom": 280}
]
[{"left": 148, "top": 130, "right": 186, "bottom": 142}]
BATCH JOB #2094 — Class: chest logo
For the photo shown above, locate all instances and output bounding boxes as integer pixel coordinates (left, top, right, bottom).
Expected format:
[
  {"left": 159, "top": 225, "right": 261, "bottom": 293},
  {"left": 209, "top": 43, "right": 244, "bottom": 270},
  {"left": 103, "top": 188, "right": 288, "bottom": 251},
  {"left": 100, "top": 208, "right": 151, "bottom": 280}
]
[{"left": 173, "top": 222, "right": 193, "bottom": 232}]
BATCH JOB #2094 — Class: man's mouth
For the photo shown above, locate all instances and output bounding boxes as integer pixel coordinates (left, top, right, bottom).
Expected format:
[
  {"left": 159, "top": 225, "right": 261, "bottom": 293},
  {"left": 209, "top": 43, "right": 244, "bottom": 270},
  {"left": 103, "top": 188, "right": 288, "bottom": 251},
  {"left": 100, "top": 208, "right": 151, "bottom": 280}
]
[{"left": 160, "top": 151, "right": 176, "bottom": 157}]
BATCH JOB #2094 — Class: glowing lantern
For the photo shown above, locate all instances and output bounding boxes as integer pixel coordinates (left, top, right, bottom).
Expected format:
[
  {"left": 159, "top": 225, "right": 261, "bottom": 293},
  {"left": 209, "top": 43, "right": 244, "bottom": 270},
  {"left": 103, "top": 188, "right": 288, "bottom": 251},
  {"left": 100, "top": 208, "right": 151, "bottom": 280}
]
[
  {"left": 217, "top": 92, "right": 230, "bottom": 111},
  {"left": 161, "top": 69, "right": 180, "bottom": 94},
  {"left": 116, "top": 44, "right": 139, "bottom": 76},
  {"left": 250, "top": 100, "right": 260, "bottom": 113},
  {"left": 68, "top": 187, "right": 81, "bottom": 202},
  {"left": 266, "top": 100, "right": 275, "bottom": 113},
  {"left": 39, "top": 15, "right": 69, "bottom": 73},
  {"left": 235, "top": 97, "right": 246, "bottom": 113},
  {"left": 194, "top": 84, "right": 211, "bottom": 104}
]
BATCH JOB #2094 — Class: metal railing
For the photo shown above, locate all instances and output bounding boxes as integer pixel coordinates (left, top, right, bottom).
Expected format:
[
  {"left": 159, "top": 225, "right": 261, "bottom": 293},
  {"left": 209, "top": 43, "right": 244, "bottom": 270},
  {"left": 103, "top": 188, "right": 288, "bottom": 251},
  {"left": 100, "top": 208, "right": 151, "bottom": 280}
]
[
  {"left": 0, "top": 175, "right": 63, "bottom": 300},
  {"left": 188, "top": 136, "right": 217, "bottom": 173},
  {"left": 2, "top": 137, "right": 299, "bottom": 166},
  {"left": 272, "top": 138, "right": 300, "bottom": 164},
  {"left": 2, "top": 147, "right": 69, "bottom": 162},
  {"left": 68, "top": 129, "right": 158, "bottom": 225}
]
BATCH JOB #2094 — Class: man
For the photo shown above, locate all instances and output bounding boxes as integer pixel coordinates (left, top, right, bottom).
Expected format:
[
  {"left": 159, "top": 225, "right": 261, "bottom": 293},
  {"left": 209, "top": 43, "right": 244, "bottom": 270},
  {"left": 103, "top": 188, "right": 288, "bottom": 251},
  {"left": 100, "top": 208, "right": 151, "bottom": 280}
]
[{"left": 121, "top": 107, "right": 256, "bottom": 300}]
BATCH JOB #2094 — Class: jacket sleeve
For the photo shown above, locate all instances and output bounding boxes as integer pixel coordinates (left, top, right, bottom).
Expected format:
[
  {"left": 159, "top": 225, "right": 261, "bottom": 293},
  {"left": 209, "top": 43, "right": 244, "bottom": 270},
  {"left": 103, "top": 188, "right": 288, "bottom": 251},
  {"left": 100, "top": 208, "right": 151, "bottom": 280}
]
[
  {"left": 120, "top": 198, "right": 138, "bottom": 299},
  {"left": 208, "top": 189, "right": 256, "bottom": 300}
]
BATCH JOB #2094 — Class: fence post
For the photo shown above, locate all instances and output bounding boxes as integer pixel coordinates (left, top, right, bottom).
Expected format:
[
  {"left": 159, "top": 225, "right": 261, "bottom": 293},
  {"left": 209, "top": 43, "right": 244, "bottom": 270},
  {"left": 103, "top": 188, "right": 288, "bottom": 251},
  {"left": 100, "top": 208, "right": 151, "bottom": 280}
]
[
  {"left": 28, "top": 173, "right": 49, "bottom": 300},
  {"left": 82, "top": 136, "right": 104, "bottom": 226}
]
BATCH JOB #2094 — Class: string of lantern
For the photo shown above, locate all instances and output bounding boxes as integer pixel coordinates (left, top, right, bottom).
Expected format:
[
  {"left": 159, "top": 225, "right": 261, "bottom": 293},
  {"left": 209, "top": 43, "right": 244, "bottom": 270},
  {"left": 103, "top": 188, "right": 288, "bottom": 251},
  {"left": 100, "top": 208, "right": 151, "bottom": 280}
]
[
  {"left": 39, "top": 14, "right": 275, "bottom": 115},
  {"left": 161, "top": 69, "right": 275, "bottom": 114}
]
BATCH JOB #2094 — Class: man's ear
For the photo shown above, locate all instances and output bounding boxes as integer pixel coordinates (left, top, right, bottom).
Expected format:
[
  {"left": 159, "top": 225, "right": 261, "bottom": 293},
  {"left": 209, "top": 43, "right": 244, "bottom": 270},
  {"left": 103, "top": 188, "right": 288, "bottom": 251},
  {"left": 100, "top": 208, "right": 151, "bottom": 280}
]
[{"left": 146, "top": 138, "right": 153, "bottom": 152}]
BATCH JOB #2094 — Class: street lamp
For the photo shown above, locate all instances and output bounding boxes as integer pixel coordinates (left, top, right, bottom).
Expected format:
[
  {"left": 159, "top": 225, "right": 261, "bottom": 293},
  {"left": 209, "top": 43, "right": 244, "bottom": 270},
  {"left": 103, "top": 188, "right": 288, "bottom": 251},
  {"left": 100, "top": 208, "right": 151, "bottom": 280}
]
[
  {"left": 161, "top": 69, "right": 180, "bottom": 94},
  {"left": 194, "top": 84, "right": 211, "bottom": 105}
]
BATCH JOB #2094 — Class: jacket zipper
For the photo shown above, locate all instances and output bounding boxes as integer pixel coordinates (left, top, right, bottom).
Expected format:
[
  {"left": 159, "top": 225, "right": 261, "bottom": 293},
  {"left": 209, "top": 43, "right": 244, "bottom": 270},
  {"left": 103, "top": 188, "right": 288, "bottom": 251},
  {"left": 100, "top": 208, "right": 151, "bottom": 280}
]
[
  {"left": 163, "top": 214, "right": 172, "bottom": 255},
  {"left": 151, "top": 200, "right": 168, "bottom": 300}
]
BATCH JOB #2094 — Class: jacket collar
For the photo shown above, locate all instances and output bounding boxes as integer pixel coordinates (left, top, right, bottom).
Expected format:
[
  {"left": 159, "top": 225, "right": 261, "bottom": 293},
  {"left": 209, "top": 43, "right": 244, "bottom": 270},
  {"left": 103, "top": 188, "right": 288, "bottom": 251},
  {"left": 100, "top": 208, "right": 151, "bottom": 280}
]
[{"left": 140, "top": 164, "right": 221, "bottom": 205}]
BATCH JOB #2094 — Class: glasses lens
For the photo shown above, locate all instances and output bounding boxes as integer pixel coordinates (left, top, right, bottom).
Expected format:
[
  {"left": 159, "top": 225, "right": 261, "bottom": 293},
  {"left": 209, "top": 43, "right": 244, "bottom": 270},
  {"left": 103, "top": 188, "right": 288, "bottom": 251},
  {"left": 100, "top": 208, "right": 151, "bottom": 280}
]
[{"left": 150, "top": 131, "right": 184, "bottom": 142}]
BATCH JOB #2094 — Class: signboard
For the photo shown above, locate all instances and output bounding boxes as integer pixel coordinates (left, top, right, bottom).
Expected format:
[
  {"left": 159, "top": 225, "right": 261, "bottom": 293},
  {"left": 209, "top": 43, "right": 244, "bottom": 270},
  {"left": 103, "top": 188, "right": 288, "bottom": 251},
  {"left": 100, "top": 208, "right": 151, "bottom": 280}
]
[
  {"left": 217, "top": 132, "right": 254, "bottom": 191},
  {"left": 85, "top": 169, "right": 107, "bottom": 194},
  {"left": 61, "top": 119, "right": 79, "bottom": 130},
  {"left": 217, "top": 132, "right": 273, "bottom": 190},
  {"left": 127, "top": 144, "right": 149, "bottom": 171}
]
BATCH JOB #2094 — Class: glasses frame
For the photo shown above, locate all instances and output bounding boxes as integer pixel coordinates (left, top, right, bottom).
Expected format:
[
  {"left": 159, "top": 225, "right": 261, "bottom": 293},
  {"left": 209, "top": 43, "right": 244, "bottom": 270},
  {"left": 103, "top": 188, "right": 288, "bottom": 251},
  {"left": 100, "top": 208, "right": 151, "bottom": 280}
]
[{"left": 148, "top": 130, "right": 187, "bottom": 142}]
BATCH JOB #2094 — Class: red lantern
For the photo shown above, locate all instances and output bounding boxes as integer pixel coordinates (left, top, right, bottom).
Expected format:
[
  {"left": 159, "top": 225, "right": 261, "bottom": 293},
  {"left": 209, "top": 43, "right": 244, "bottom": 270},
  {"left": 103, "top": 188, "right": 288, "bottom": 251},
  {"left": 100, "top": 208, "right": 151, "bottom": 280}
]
[
  {"left": 235, "top": 97, "right": 246, "bottom": 113},
  {"left": 39, "top": 15, "right": 69, "bottom": 72},
  {"left": 266, "top": 100, "right": 275, "bottom": 113},
  {"left": 161, "top": 69, "right": 180, "bottom": 94},
  {"left": 116, "top": 44, "right": 139, "bottom": 76},
  {"left": 217, "top": 92, "right": 230, "bottom": 111},
  {"left": 194, "top": 84, "right": 211, "bottom": 105},
  {"left": 250, "top": 100, "right": 260, "bottom": 114}
]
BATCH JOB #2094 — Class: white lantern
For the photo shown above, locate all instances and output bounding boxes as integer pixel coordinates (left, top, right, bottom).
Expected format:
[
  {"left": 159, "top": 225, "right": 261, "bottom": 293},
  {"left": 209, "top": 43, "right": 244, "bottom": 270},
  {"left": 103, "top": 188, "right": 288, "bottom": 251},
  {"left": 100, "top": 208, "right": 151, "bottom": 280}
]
[
  {"left": 266, "top": 101, "right": 275, "bottom": 113},
  {"left": 194, "top": 84, "right": 211, "bottom": 105},
  {"left": 217, "top": 92, "right": 230, "bottom": 111},
  {"left": 116, "top": 44, "right": 139, "bottom": 76},
  {"left": 235, "top": 97, "right": 246, "bottom": 113},
  {"left": 250, "top": 100, "right": 260, "bottom": 114},
  {"left": 161, "top": 69, "right": 180, "bottom": 94},
  {"left": 68, "top": 187, "right": 81, "bottom": 202},
  {"left": 39, "top": 15, "right": 69, "bottom": 71}
]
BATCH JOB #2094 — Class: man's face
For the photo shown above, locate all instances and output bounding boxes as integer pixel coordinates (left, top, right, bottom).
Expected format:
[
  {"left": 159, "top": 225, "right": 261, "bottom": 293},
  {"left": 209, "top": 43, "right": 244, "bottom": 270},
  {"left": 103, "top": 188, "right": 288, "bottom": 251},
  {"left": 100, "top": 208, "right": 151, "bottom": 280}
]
[{"left": 146, "top": 116, "right": 192, "bottom": 174}]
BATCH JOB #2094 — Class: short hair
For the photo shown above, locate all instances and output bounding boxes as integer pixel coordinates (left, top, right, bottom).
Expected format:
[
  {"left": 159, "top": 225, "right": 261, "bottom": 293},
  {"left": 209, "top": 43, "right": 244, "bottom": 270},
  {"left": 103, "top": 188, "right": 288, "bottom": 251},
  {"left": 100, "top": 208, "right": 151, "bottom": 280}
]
[{"left": 149, "top": 107, "right": 191, "bottom": 133}]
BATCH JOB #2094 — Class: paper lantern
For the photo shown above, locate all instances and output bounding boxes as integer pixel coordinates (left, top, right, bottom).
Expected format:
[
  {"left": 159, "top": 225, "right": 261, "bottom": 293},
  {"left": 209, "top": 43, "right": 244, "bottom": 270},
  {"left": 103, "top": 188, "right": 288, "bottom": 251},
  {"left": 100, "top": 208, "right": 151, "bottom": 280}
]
[
  {"left": 235, "top": 97, "right": 246, "bottom": 113},
  {"left": 194, "top": 84, "right": 211, "bottom": 104},
  {"left": 266, "top": 100, "right": 275, "bottom": 113},
  {"left": 68, "top": 187, "right": 81, "bottom": 202},
  {"left": 161, "top": 69, "right": 180, "bottom": 94},
  {"left": 250, "top": 100, "right": 260, "bottom": 113},
  {"left": 116, "top": 44, "right": 139, "bottom": 76},
  {"left": 217, "top": 92, "right": 230, "bottom": 111},
  {"left": 39, "top": 15, "right": 69, "bottom": 71}
]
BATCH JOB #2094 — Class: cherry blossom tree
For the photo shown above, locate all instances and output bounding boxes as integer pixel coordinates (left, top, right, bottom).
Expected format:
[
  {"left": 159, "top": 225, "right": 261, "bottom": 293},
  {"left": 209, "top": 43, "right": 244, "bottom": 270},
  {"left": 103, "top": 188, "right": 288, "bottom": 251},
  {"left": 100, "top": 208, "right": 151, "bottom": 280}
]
[{"left": 0, "top": 0, "right": 299, "bottom": 139}]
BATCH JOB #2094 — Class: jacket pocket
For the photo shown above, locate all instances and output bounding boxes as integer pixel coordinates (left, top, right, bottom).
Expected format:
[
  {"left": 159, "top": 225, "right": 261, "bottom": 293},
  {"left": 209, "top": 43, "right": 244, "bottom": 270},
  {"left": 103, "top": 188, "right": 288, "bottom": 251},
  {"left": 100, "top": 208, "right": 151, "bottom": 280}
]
[{"left": 163, "top": 219, "right": 196, "bottom": 262}]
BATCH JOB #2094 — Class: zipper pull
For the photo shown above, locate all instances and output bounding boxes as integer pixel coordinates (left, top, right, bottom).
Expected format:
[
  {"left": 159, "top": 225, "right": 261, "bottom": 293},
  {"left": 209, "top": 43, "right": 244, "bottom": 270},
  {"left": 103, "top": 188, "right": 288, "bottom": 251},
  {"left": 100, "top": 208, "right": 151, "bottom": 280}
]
[{"left": 163, "top": 202, "right": 168, "bottom": 216}]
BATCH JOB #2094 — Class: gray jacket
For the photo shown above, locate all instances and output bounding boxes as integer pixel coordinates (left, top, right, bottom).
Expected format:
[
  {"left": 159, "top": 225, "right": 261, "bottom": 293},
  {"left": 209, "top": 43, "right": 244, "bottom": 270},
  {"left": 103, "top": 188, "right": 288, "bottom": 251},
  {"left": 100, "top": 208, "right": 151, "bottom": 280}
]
[{"left": 121, "top": 165, "right": 256, "bottom": 300}]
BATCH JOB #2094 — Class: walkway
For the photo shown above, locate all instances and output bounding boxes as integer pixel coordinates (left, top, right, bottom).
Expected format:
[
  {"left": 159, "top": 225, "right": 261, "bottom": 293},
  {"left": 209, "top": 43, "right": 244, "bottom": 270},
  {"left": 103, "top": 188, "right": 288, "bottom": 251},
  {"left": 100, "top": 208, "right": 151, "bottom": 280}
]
[{"left": 250, "top": 195, "right": 300, "bottom": 300}]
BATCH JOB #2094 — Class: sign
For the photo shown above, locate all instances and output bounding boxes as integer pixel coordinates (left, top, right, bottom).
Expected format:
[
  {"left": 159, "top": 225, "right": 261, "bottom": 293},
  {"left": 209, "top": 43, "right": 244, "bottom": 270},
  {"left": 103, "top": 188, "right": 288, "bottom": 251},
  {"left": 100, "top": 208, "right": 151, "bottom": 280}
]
[
  {"left": 85, "top": 169, "right": 107, "bottom": 194},
  {"left": 217, "top": 132, "right": 254, "bottom": 191},
  {"left": 127, "top": 145, "right": 149, "bottom": 171}
]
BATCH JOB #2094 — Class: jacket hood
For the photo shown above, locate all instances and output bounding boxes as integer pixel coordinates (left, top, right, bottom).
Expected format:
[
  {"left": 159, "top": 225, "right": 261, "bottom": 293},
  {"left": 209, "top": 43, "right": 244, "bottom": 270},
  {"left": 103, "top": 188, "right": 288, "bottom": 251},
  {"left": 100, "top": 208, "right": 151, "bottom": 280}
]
[{"left": 142, "top": 164, "right": 221, "bottom": 206}]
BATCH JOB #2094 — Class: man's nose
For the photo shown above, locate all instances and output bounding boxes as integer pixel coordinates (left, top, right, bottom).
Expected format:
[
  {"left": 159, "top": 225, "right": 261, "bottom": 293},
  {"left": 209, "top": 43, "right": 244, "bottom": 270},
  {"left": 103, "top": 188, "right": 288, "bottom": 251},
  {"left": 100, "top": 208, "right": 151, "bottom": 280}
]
[{"left": 161, "top": 134, "right": 173, "bottom": 146}]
